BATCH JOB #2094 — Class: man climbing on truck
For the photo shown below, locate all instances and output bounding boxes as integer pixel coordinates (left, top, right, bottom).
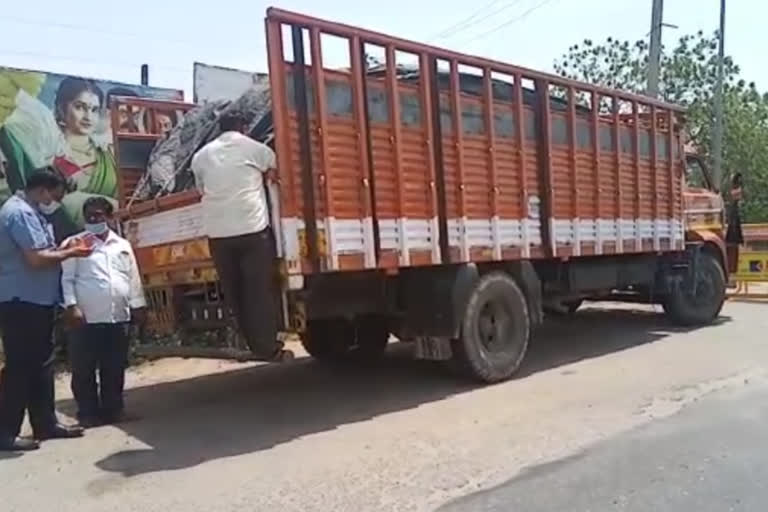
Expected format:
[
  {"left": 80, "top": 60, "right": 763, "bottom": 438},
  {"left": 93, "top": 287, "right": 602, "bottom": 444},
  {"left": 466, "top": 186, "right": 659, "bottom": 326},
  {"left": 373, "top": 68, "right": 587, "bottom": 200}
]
[{"left": 191, "top": 112, "right": 292, "bottom": 362}]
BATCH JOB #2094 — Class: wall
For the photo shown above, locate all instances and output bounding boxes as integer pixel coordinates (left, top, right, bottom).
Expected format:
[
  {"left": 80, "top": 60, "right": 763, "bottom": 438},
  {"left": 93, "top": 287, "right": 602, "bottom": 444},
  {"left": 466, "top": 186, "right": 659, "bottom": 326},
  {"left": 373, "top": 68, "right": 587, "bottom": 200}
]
[{"left": 193, "top": 62, "right": 268, "bottom": 104}]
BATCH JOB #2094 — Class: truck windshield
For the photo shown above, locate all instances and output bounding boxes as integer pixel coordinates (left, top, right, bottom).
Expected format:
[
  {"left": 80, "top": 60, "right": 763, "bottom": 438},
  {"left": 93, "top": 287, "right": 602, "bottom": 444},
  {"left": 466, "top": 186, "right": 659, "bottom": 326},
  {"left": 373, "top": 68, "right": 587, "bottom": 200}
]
[{"left": 685, "top": 157, "right": 713, "bottom": 190}]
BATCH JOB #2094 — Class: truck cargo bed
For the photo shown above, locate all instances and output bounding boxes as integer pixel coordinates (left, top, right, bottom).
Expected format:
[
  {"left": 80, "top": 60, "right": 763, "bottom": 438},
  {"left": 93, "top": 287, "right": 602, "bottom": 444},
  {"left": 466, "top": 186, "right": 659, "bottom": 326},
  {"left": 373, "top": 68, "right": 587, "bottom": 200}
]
[{"left": 266, "top": 9, "right": 685, "bottom": 276}]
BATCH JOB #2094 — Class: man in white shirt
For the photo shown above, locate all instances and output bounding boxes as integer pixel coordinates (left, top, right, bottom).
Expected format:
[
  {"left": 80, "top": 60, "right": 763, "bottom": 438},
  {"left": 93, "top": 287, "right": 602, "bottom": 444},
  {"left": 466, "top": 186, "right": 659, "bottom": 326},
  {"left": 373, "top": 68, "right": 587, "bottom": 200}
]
[
  {"left": 61, "top": 197, "right": 146, "bottom": 426},
  {"left": 192, "top": 112, "right": 291, "bottom": 362}
]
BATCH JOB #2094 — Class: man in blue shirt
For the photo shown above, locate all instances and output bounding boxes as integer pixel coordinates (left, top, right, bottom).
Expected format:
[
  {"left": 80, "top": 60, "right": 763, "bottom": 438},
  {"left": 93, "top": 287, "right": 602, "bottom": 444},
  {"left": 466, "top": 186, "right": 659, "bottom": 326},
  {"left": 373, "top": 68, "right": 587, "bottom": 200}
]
[{"left": 0, "top": 169, "right": 92, "bottom": 452}]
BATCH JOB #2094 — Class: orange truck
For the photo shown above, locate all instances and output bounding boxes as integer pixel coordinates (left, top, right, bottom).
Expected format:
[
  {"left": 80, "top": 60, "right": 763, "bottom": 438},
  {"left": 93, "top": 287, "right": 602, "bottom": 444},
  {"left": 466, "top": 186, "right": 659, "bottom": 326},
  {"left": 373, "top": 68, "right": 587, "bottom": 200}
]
[{"left": 115, "top": 9, "right": 733, "bottom": 382}]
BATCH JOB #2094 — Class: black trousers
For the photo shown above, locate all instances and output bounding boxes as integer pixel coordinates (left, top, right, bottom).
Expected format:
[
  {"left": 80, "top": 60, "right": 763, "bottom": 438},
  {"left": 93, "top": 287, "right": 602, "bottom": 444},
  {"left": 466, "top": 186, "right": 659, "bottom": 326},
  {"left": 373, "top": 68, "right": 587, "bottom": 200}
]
[
  {"left": 208, "top": 229, "right": 280, "bottom": 357},
  {"left": 0, "top": 301, "right": 58, "bottom": 439},
  {"left": 68, "top": 323, "right": 129, "bottom": 420}
]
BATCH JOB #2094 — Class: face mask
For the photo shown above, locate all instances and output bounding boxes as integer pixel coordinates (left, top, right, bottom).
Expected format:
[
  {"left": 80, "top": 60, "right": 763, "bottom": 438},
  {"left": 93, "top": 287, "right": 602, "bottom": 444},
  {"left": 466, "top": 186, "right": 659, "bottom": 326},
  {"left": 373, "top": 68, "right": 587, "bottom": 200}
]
[
  {"left": 38, "top": 201, "right": 61, "bottom": 215},
  {"left": 85, "top": 222, "right": 109, "bottom": 235}
]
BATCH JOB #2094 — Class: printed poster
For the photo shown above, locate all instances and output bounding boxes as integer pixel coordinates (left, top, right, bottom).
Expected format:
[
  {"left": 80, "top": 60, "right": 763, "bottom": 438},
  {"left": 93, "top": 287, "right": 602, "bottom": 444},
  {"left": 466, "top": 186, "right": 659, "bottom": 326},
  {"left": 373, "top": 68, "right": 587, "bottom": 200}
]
[{"left": 0, "top": 66, "right": 182, "bottom": 239}]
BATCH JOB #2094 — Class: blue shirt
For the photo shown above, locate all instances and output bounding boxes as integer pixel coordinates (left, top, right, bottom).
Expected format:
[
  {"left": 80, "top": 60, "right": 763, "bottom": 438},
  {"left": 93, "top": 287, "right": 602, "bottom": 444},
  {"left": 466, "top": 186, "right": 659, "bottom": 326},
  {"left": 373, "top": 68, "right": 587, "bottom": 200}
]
[{"left": 0, "top": 194, "right": 61, "bottom": 306}]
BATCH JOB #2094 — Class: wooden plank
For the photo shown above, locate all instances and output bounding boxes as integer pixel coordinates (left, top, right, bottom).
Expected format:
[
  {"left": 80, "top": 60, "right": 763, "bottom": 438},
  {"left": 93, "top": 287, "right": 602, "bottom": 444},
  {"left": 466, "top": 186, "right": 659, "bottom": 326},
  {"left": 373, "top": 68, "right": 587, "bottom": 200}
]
[
  {"left": 309, "top": 28, "right": 337, "bottom": 270},
  {"left": 349, "top": 36, "right": 378, "bottom": 267},
  {"left": 667, "top": 109, "right": 677, "bottom": 248},
  {"left": 134, "top": 346, "right": 265, "bottom": 362},
  {"left": 612, "top": 95, "right": 623, "bottom": 252},
  {"left": 290, "top": 25, "right": 321, "bottom": 271},
  {"left": 650, "top": 104, "right": 659, "bottom": 250},
  {"left": 483, "top": 66, "right": 501, "bottom": 259},
  {"left": 567, "top": 86, "right": 579, "bottom": 255},
  {"left": 429, "top": 57, "right": 451, "bottom": 264},
  {"left": 514, "top": 72, "right": 530, "bottom": 257},
  {"left": 591, "top": 91, "right": 602, "bottom": 254},
  {"left": 420, "top": 53, "right": 442, "bottom": 263},
  {"left": 450, "top": 59, "right": 469, "bottom": 260},
  {"left": 536, "top": 78, "right": 555, "bottom": 257},
  {"left": 310, "top": 28, "right": 333, "bottom": 217},
  {"left": 632, "top": 100, "right": 641, "bottom": 251},
  {"left": 385, "top": 44, "right": 408, "bottom": 265},
  {"left": 265, "top": 18, "right": 298, "bottom": 220}
]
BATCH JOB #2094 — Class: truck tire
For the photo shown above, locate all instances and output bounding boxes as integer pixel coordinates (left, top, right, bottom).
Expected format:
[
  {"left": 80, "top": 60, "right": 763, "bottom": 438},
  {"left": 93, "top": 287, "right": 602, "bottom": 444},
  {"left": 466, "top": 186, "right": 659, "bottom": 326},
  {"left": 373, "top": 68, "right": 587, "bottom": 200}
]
[
  {"left": 301, "top": 318, "right": 355, "bottom": 361},
  {"left": 452, "top": 272, "right": 530, "bottom": 383},
  {"left": 301, "top": 316, "right": 389, "bottom": 362},
  {"left": 664, "top": 252, "right": 726, "bottom": 326},
  {"left": 349, "top": 314, "right": 390, "bottom": 361}
]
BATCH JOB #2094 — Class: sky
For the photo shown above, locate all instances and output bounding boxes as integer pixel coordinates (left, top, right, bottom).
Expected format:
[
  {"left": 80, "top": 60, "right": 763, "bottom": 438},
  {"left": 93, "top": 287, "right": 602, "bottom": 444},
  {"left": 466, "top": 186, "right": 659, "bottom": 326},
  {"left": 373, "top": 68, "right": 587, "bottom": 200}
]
[{"left": 1, "top": 0, "right": 764, "bottom": 100}]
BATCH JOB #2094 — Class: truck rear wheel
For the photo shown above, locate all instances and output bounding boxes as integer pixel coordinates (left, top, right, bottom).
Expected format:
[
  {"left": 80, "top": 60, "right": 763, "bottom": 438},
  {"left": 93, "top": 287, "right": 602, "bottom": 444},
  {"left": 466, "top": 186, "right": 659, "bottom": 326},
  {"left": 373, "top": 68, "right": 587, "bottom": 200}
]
[
  {"left": 664, "top": 252, "right": 726, "bottom": 326},
  {"left": 452, "top": 272, "right": 530, "bottom": 383},
  {"left": 349, "top": 315, "right": 390, "bottom": 361},
  {"left": 301, "top": 318, "right": 355, "bottom": 360},
  {"left": 301, "top": 315, "right": 389, "bottom": 362}
]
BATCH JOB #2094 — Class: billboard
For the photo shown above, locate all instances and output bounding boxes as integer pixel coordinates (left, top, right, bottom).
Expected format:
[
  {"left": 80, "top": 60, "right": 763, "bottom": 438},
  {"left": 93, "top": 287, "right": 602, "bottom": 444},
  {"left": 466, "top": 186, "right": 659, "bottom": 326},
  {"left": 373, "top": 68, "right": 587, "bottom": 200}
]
[
  {"left": 0, "top": 67, "right": 182, "bottom": 238},
  {"left": 193, "top": 62, "right": 268, "bottom": 104}
]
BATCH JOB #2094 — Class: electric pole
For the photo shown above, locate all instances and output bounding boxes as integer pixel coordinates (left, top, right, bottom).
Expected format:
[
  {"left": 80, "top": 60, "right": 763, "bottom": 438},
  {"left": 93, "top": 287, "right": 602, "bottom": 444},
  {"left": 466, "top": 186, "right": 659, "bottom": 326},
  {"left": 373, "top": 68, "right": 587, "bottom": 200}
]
[
  {"left": 141, "top": 64, "right": 149, "bottom": 86},
  {"left": 647, "top": 0, "right": 664, "bottom": 97},
  {"left": 712, "top": 0, "right": 726, "bottom": 190}
]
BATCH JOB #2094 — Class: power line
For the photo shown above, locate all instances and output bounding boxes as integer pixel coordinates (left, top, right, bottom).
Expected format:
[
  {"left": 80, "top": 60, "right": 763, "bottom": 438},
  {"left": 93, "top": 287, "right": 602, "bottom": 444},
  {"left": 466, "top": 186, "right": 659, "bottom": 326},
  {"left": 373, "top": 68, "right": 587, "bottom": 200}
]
[
  {"left": 462, "top": 0, "right": 561, "bottom": 44},
  {"left": 0, "top": 15, "right": 266, "bottom": 48},
  {"left": 428, "top": 0, "right": 506, "bottom": 41},
  {"left": 431, "top": 0, "right": 527, "bottom": 42},
  {"left": 0, "top": 49, "right": 190, "bottom": 75}
]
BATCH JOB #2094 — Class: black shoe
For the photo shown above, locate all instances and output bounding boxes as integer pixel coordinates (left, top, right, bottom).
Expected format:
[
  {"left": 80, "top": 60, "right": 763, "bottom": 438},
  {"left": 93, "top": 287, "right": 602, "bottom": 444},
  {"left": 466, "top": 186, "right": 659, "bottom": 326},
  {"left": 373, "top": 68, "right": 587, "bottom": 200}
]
[
  {"left": 0, "top": 437, "right": 40, "bottom": 452},
  {"left": 34, "top": 423, "right": 85, "bottom": 441}
]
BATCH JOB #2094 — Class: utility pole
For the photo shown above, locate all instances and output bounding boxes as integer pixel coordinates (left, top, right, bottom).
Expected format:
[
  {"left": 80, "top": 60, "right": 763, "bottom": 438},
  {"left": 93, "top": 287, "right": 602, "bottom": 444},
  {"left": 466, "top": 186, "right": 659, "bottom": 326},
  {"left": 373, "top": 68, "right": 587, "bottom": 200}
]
[
  {"left": 141, "top": 64, "right": 149, "bottom": 86},
  {"left": 647, "top": 0, "right": 664, "bottom": 97},
  {"left": 712, "top": 0, "right": 726, "bottom": 190}
]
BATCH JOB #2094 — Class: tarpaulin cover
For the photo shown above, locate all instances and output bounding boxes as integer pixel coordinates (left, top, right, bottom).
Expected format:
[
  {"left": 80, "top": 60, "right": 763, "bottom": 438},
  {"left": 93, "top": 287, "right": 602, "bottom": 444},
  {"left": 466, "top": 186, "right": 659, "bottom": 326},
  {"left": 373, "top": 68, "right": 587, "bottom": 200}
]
[{"left": 132, "top": 80, "right": 273, "bottom": 201}]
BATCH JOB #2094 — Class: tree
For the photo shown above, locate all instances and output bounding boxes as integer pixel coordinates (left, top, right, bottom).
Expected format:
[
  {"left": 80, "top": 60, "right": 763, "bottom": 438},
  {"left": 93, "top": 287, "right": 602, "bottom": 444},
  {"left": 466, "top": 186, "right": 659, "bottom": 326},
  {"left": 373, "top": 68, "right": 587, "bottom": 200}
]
[{"left": 554, "top": 32, "right": 768, "bottom": 222}]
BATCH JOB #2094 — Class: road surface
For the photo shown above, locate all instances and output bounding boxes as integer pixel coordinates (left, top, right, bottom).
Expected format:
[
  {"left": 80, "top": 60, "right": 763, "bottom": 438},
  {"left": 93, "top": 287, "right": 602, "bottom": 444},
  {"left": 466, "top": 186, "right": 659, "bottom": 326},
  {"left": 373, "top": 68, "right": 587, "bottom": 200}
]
[
  {"left": 1, "top": 301, "right": 767, "bottom": 511},
  {"left": 441, "top": 384, "right": 768, "bottom": 511}
]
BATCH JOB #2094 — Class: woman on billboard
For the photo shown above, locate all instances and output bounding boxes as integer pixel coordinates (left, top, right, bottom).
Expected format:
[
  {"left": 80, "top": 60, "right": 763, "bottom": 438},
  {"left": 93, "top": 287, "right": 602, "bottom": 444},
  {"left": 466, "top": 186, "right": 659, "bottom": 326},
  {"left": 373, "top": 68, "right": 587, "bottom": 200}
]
[{"left": 0, "top": 71, "right": 118, "bottom": 239}]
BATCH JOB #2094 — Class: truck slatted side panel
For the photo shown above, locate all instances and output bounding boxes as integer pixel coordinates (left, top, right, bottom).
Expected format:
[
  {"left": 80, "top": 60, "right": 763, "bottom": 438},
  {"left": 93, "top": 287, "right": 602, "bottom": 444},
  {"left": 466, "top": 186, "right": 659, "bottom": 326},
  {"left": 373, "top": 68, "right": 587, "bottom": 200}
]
[{"left": 265, "top": 8, "right": 686, "bottom": 275}]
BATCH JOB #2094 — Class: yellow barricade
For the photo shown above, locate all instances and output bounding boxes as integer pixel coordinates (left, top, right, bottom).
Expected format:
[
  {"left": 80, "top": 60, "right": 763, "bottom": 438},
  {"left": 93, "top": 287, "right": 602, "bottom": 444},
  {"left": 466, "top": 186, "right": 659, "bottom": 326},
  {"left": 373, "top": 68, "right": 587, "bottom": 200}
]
[
  {"left": 729, "top": 223, "right": 768, "bottom": 300},
  {"left": 729, "top": 250, "right": 768, "bottom": 300}
]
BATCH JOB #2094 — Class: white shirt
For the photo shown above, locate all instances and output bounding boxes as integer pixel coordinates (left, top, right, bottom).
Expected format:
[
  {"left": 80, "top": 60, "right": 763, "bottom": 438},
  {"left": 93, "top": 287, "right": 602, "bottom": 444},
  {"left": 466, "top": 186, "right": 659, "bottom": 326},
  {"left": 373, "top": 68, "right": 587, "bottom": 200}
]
[
  {"left": 191, "top": 131, "right": 276, "bottom": 239},
  {"left": 61, "top": 231, "right": 147, "bottom": 324}
]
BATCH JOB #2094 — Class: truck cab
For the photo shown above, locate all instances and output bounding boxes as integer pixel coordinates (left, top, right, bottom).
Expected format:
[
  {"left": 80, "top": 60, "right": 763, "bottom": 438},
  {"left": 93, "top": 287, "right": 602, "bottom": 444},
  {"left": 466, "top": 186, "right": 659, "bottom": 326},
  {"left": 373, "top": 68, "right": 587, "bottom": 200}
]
[{"left": 683, "top": 154, "right": 735, "bottom": 273}]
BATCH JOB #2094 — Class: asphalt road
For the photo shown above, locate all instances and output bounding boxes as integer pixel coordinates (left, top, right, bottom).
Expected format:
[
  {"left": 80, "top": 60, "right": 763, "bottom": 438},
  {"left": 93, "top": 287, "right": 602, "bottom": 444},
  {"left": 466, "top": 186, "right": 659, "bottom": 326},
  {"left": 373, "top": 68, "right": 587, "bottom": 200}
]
[
  {"left": 1, "top": 301, "right": 768, "bottom": 511},
  {"left": 441, "top": 384, "right": 768, "bottom": 512}
]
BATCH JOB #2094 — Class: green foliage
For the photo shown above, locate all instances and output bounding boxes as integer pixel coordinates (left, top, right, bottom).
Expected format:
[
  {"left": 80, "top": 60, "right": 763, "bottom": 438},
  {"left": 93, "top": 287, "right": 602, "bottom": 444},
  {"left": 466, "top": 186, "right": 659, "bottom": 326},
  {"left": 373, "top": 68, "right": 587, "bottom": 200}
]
[{"left": 554, "top": 32, "right": 768, "bottom": 222}]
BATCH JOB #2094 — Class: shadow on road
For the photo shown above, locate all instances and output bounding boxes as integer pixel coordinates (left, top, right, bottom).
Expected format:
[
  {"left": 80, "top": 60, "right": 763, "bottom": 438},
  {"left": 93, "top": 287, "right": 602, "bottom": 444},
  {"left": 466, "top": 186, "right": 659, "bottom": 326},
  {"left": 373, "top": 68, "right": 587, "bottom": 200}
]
[
  {"left": 67, "top": 306, "right": 728, "bottom": 477},
  {"left": 519, "top": 305, "right": 730, "bottom": 377},
  {"left": 0, "top": 452, "right": 23, "bottom": 461}
]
